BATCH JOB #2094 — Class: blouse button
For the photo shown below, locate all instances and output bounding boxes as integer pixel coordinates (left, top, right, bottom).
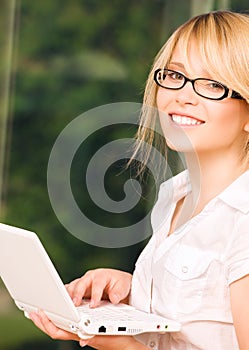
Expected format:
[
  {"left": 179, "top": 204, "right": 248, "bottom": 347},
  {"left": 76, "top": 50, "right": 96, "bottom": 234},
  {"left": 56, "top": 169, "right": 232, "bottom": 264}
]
[
  {"left": 149, "top": 340, "right": 156, "bottom": 348},
  {"left": 182, "top": 265, "right": 188, "bottom": 273}
]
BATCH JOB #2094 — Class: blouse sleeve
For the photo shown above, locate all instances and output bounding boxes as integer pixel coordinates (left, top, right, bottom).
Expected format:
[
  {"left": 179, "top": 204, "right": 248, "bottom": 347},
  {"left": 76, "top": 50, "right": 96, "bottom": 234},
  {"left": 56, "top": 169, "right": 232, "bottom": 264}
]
[{"left": 224, "top": 214, "right": 249, "bottom": 285}]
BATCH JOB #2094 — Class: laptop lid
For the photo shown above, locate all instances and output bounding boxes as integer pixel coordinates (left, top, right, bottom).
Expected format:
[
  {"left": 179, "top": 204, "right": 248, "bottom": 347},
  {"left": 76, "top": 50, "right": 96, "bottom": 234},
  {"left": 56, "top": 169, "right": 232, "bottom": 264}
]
[{"left": 0, "top": 223, "right": 80, "bottom": 324}]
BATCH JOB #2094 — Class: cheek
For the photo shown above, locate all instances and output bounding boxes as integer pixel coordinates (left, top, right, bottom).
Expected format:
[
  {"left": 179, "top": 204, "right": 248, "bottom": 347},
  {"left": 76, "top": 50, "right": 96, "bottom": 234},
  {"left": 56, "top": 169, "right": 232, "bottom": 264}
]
[
  {"left": 214, "top": 103, "right": 248, "bottom": 137},
  {"left": 156, "top": 89, "right": 170, "bottom": 111}
]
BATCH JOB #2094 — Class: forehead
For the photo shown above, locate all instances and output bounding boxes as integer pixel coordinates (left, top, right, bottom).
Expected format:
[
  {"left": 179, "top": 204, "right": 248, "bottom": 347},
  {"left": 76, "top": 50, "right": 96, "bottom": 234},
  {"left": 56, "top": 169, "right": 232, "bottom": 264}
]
[{"left": 169, "top": 42, "right": 210, "bottom": 77}]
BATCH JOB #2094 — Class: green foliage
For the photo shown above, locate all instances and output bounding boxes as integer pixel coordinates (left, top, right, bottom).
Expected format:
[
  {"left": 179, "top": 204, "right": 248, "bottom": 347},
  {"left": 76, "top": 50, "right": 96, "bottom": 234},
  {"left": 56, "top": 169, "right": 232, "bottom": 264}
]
[
  {"left": 0, "top": 310, "right": 46, "bottom": 349},
  {"left": 6, "top": 0, "right": 164, "bottom": 270},
  {"left": 3, "top": 3, "right": 164, "bottom": 349}
]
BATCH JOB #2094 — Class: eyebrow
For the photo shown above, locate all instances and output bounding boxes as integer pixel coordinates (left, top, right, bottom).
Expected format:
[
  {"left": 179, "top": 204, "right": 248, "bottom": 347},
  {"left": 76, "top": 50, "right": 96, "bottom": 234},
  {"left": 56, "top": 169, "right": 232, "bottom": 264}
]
[
  {"left": 168, "top": 62, "right": 185, "bottom": 69},
  {"left": 168, "top": 61, "right": 211, "bottom": 78}
]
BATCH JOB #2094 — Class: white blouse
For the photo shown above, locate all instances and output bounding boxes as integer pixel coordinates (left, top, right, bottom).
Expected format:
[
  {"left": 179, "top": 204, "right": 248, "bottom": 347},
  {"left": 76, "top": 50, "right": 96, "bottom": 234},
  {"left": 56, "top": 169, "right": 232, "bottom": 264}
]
[{"left": 130, "top": 170, "right": 249, "bottom": 349}]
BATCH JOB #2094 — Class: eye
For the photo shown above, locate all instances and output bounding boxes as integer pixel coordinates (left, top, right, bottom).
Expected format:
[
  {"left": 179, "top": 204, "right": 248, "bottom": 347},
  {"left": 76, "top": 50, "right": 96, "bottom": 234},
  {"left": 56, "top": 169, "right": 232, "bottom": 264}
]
[
  {"left": 167, "top": 71, "right": 184, "bottom": 81},
  {"left": 209, "top": 82, "right": 224, "bottom": 91},
  {"left": 199, "top": 80, "right": 224, "bottom": 92}
]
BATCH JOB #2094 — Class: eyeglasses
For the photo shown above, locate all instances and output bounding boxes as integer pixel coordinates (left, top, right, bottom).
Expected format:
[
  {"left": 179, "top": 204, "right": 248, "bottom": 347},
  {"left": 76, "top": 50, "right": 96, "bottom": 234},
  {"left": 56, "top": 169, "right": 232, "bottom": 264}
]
[{"left": 154, "top": 68, "right": 243, "bottom": 101}]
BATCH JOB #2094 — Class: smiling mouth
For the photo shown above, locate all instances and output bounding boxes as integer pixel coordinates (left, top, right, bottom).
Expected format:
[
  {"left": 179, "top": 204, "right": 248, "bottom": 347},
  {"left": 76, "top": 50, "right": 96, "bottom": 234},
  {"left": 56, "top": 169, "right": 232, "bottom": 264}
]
[{"left": 170, "top": 114, "right": 204, "bottom": 126}]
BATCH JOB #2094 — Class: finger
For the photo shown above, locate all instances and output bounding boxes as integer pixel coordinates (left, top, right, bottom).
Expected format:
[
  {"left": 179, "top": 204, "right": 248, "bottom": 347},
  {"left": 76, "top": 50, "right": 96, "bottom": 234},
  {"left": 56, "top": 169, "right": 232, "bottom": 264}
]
[
  {"left": 71, "top": 270, "right": 107, "bottom": 307},
  {"left": 108, "top": 290, "right": 123, "bottom": 304},
  {"left": 37, "top": 310, "right": 79, "bottom": 341},
  {"left": 29, "top": 312, "right": 48, "bottom": 334},
  {"left": 66, "top": 278, "right": 93, "bottom": 306},
  {"left": 79, "top": 339, "right": 90, "bottom": 347},
  {"left": 107, "top": 274, "right": 132, "bottom": 304},
  {"left": 83, "top": 335, "right": 136, "bottom": 350},
  {"left": 65, "top": 278, "right": 82, "bottom": 299},
  {"left": 70, "top": 274, "right": 93, "bottom": 306},
  {"left": 90, "top": 277, "right": 109, "bottom": 307}
]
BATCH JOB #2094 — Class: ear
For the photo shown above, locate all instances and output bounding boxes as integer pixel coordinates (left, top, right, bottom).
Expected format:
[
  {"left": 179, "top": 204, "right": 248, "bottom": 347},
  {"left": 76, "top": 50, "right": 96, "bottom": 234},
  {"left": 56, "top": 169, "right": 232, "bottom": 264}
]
[
  {"left": 244, "top": 109, "right": 249, "bottom": 132},
  {"left": 244, "top": 119, "right": 249, "bottom": 133}
]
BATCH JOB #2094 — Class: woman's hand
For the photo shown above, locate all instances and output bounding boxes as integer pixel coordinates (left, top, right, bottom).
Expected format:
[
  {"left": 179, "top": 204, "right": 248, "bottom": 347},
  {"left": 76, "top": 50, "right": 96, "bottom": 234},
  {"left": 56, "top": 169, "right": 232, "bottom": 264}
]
[
  {"left": 80, "top": 335, "right": 149, "bottom": 350},
  {"left": 30, "top": 310, "right": 80, "bottom": 342},
  {"left": 66, "top": 268, "right": 132, "bottom": 307},
  {"left": 29, "top": 268, "right": 136, "bottom": 348},
  {"left": 30, "top": 310, "right": 149, "bottom": 350}
]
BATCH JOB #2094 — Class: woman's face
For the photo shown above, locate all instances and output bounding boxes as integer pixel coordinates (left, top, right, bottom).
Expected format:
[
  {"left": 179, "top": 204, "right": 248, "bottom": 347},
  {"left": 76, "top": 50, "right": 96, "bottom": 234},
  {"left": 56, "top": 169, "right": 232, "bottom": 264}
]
[{"left": 156, "top": 42, "right": 249, "bottom": 159}]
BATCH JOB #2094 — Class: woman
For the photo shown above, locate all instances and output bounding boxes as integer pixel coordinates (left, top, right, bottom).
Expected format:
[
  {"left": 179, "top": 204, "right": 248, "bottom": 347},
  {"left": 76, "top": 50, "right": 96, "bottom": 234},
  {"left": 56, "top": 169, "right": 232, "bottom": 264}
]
[{"left": 30, "top": 10, "right": 249, "bottom": 349}]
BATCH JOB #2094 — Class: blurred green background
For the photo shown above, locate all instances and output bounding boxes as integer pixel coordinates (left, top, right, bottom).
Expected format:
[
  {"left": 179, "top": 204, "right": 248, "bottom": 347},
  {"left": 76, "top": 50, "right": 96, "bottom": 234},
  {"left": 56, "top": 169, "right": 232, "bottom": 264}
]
[{"left": 0, "top": 0, "right": 248, "bottom": 349}]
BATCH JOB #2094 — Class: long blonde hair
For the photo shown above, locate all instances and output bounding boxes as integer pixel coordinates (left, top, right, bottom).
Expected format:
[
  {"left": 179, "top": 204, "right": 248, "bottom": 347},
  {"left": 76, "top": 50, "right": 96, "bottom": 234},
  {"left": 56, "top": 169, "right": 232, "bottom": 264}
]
[{"left": 132, "top": 10, "right": 249, "bottom": 172}]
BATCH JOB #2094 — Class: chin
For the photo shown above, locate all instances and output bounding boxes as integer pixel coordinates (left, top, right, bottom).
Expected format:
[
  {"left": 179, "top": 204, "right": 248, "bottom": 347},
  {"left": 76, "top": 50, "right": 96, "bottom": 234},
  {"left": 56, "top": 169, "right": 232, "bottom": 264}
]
[{"left": 164, "top": 131, "right": 197, "bottom": 153}]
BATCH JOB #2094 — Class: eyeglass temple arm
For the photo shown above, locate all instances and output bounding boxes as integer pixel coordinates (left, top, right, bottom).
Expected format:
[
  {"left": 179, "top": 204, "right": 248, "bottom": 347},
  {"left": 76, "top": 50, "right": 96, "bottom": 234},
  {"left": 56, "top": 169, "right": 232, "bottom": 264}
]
[{"left": 231, "top": 91, "right": 243, "bottom": 99}]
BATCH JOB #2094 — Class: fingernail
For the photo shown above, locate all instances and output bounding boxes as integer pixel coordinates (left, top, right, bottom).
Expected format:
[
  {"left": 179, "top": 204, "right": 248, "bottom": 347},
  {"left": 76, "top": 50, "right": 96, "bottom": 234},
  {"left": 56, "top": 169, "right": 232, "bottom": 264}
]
[
  {"left": 73, "top": 297, "right": 78, "bottom": 305},
  {"left": 80, "top": 340, "right": 89, "bottom": 347},
  {"left": 89, "top": 300, "right": 95, "bottom": 308},
  {"left": 112, "top": 294, "right": 120, "bottom": 304}
]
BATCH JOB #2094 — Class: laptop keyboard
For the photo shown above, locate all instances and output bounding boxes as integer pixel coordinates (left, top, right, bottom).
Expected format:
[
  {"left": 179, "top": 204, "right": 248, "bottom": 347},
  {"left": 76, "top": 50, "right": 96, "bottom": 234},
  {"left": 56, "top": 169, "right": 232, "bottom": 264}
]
[{"left": 77, "top": 300, "right": 147, "bottom": 322}]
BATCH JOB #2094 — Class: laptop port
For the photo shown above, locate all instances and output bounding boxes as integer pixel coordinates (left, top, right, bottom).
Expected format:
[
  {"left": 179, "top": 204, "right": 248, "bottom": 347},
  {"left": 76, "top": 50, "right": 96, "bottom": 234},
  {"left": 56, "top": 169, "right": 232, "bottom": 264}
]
[
  {"left": 118, "top": 327, "right": 126, "bottom": 332},
  {"left": 98, "top": 326, "right": 106, "bottom": 333}
]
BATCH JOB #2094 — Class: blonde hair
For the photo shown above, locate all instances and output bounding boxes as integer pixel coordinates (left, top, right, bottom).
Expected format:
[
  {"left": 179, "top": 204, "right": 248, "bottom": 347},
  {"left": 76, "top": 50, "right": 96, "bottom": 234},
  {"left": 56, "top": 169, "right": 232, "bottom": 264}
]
[{"left": 132, "top": 10, "right": 249, "bottom": 172}]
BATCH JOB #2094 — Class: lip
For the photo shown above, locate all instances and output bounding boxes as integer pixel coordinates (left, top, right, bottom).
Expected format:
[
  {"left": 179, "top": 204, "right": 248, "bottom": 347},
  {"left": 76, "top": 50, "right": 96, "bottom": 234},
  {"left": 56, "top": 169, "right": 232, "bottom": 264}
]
[{"left": 168, "top": 112, "right": 205, "bottom": 127}]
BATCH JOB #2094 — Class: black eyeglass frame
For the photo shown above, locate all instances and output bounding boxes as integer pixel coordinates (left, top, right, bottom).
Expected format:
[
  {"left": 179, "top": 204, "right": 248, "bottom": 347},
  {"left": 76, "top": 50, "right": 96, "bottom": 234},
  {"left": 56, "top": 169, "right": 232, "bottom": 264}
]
[{"left": 154, "top": 68, "right": 243, "bottom": 101}]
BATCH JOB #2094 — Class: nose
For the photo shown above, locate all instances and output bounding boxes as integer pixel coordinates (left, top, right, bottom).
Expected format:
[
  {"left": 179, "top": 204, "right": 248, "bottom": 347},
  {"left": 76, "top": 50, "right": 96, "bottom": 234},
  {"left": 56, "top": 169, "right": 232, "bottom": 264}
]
[{"left": 175, "top": 81, "right": 199, "bottom": 105}]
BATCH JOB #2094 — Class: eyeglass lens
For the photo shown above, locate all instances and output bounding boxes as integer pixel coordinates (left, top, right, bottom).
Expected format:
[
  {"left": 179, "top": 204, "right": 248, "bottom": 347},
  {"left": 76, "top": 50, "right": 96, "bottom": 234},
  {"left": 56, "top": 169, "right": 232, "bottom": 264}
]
[{"left": 155, "top": 69, "right": 227, "bottom": 100}]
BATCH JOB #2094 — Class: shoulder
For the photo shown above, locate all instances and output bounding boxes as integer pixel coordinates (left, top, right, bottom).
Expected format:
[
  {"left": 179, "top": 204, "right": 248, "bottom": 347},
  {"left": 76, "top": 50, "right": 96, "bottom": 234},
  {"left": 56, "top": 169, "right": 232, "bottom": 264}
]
[
  {"left": 219, "top": 170, "right": 249, "bottom": 215},
  {"left": 224, "top": 212, "right": 249, "bottom": 285},
  {"left": 150, "top": 170, "right": 189, "bottom": 233}
]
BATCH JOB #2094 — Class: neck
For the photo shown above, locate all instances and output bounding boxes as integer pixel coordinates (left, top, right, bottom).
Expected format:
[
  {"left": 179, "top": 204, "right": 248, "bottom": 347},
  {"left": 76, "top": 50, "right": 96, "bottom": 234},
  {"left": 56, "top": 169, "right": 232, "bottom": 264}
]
[{"left": 184, "top": 150, "right": 248, "bottom": 215}]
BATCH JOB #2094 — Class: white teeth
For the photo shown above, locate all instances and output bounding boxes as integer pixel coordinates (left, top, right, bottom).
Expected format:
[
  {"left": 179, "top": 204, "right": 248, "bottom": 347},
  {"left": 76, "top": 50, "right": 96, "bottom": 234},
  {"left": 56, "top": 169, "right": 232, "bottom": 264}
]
[{"left": 171, "top": 114, "right": 202, "bottom": 126}]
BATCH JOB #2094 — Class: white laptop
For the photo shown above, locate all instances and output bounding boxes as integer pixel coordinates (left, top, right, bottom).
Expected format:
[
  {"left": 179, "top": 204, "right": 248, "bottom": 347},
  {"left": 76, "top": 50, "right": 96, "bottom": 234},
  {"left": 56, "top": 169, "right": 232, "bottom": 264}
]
[{"left": 0, "top": 222, "right": 181, "bottom": 339}]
